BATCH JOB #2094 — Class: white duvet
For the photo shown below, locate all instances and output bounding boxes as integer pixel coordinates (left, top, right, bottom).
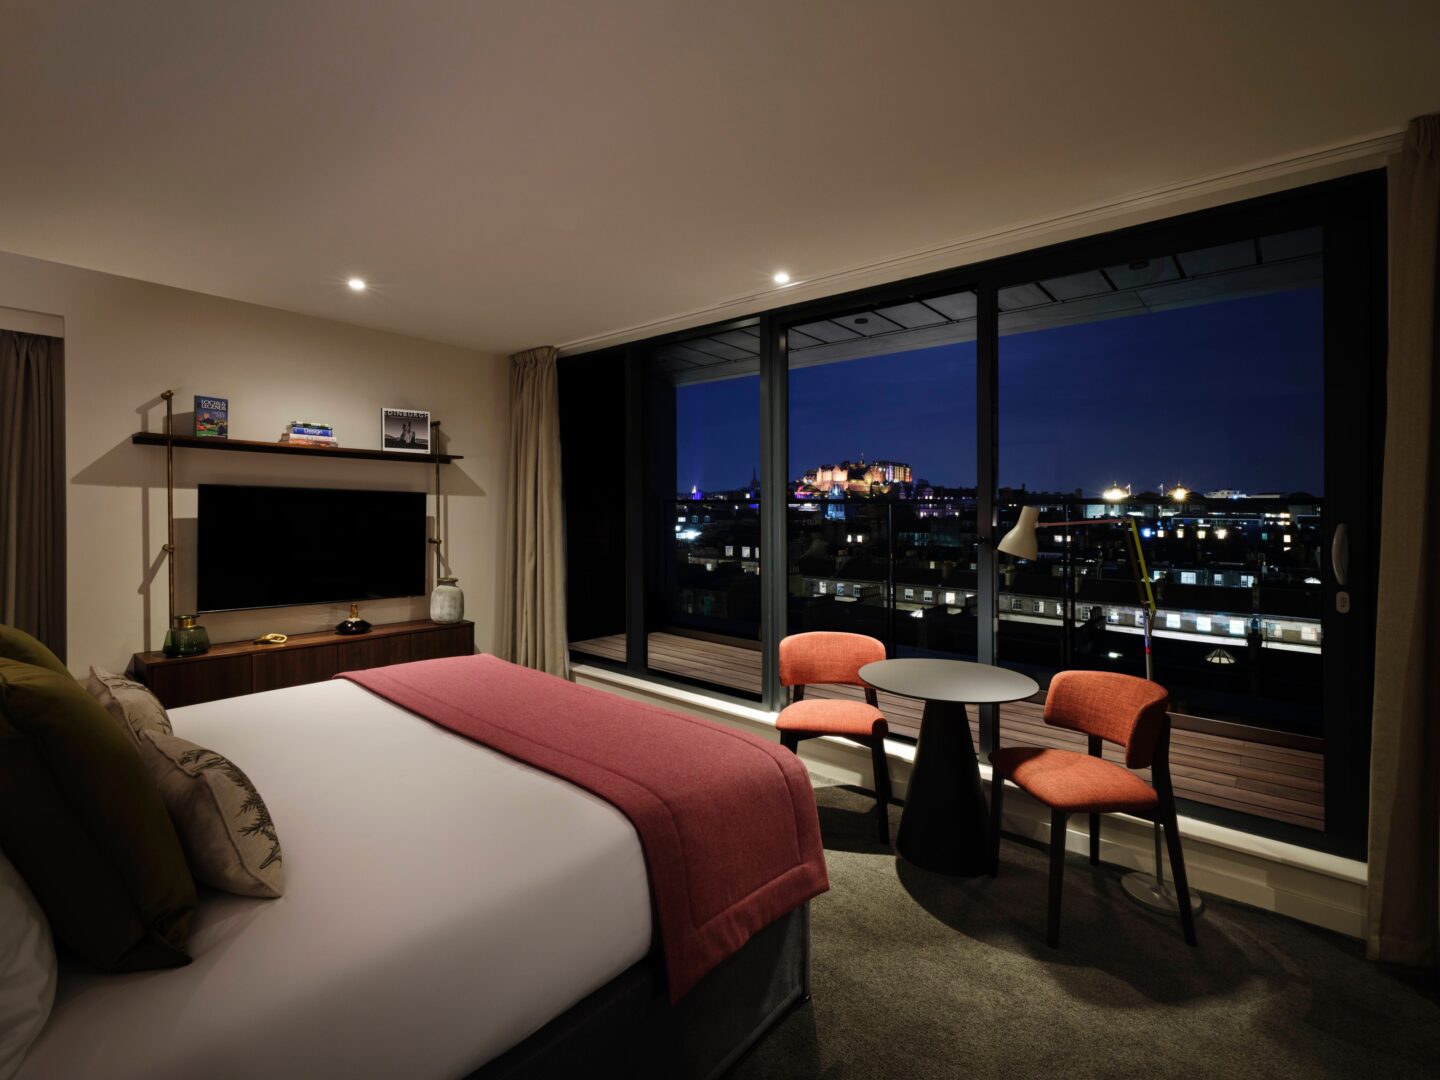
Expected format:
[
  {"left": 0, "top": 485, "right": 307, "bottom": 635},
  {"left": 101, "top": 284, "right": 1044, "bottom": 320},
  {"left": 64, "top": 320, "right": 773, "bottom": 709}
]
[{"left": 18, "top": 679, "right": 653, "bottom": 1080}]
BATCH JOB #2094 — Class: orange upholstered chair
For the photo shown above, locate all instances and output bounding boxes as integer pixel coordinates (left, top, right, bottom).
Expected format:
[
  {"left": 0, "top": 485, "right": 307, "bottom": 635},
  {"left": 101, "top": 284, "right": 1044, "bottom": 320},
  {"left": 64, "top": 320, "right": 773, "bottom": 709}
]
[
  {"left": 776, "top": 632, "right": 891, "bottom": 843},
  {"left": 988, "top": 670, "right": 1196, "bottom": 948}
]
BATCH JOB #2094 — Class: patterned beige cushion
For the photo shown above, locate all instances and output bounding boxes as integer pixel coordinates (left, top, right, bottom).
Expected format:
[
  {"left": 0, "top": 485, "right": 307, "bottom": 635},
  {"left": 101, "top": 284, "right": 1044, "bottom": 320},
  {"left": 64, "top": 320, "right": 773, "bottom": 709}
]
[
  {"left": 139, "top": 732, "right": 284, "bottom": 899},
  {"left": 86, "top": 667, "right": 172, "bottom": 749}
]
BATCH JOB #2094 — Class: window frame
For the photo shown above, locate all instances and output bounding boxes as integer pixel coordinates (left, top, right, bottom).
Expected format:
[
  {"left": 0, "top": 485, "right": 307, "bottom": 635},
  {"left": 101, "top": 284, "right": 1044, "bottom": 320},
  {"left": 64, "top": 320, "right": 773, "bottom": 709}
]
[{"left": 561, "top": 170, "right": 1385, "bottom": 858}]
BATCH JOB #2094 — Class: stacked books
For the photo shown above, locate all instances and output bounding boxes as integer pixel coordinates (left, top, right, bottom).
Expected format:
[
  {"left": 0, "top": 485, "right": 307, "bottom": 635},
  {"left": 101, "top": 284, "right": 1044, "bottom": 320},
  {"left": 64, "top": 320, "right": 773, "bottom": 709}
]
[{"left": 280, "top": 421, "right": 338, "bottom": 447}]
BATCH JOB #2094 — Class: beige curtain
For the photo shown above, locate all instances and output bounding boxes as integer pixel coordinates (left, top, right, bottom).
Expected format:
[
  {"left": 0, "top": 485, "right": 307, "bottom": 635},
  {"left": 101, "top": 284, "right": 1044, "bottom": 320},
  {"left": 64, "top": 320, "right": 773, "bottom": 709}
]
[
  {"left": 0, "top": 331, "right": 66, "bottom": 659},
  {"left": 1367, "top": 114, "right": 1440, "bottom": 967},
  {"left": 500, "top": 346, "right": 569, "bottom": 677}
]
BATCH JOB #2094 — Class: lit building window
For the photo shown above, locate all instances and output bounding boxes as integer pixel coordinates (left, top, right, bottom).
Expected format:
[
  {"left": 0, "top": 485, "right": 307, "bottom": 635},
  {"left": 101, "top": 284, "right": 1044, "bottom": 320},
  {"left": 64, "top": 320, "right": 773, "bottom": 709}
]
[
  {"left": 1283, "top": 534, "right": 1292, "bottom": 544},
  {"left": 1032, "top": 600, "right": 1045, "bottom": 614},
  {"left": 1196, "top": 616, "right": 1213, "bottom": 632},
  {"left": 923, "top": 590, "right": 933, "bottom": 602},
  {"left": 1302, "top": 625, "right": 1319, "bottom": 641},
  {"left": 817, "top": 581, "right": 828, "bottom": 594},
  {"left": 1181, "top": 571, "right": 1197, "bottom": 585},
  {"left": 741, "top": 546, "right": 751, "bottom": 558},
  {"left": 1010, "top": 597, "right": 1022, "bottom": 611},
  {"left": 1166, "top": 612, "right": 1181, "bottom": 629},
  {"left": 904, "top": 588, "right": 915, "bottom": 600},
  {"left": 705, "top": 562, "right": 715, "bottom": 571},
  {"left": 836, "top": 583, "right": 846, "bottom": 596},
  {"left": 725, "top": 545, "right": 734, "bottom": 556},
  {"left": 944, "top": 591, "right": 956, "bottom": 605},
  {"left": 1197, "top": 529, "right": 1208, "bottom": 540},
  {"left": 1230, "top": 619, "right": 1245, "bottom": 635},
  {"left": 1240, "top": 575, "right": 1255, "bottom": 587}
]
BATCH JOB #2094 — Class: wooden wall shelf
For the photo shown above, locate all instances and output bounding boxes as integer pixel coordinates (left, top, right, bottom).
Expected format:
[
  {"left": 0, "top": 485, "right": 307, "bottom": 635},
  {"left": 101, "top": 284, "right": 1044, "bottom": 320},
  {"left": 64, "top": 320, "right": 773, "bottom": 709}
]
[{"left": 131, "top": 431, "right": 463, "bottom": 464}]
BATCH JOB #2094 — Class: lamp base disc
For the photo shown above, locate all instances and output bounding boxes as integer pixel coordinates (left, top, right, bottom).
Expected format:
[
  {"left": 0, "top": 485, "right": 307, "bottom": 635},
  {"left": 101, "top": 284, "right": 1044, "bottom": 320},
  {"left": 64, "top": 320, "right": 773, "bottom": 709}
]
[{"left": 1121, "top": 871, "right": 1204, "bottom": 916}]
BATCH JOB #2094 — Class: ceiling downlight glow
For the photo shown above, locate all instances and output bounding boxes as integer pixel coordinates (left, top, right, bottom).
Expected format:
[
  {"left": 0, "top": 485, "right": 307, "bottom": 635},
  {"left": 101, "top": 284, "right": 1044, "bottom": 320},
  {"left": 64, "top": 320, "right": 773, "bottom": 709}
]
[
  {"left": 347, "top": 277, "right": 367, "bottom": 292},
  {"left": 772, "top": 271, "right": 791, "bottom": 285}
]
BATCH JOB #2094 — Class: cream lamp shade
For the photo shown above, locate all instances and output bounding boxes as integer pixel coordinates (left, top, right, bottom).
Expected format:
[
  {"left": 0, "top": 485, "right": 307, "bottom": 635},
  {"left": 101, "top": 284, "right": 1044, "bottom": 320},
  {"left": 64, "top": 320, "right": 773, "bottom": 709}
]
[{"left": 996, "top": 505, "right": 1040, "bottom": 560}]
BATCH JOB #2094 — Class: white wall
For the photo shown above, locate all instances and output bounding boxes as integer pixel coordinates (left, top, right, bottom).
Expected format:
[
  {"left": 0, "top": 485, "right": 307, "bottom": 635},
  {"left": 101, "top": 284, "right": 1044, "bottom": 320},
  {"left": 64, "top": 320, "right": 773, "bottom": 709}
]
[{"left": 0, "top": 250, "right": 509, "bottom": 674}]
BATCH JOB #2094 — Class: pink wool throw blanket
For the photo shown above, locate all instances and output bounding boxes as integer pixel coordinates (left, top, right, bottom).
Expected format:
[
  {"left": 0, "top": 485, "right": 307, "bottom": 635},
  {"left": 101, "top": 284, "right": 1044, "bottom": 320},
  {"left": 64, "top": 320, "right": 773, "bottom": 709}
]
[{"left": 340, "top": 653, "right": 828, "bottom": 1000}]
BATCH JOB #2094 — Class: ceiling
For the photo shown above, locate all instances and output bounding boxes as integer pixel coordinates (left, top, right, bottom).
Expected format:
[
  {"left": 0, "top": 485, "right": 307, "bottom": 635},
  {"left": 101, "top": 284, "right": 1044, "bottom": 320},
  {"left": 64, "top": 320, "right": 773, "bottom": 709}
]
[{"left": 1, "top": 2, "right": 1436, "bottom": 356}]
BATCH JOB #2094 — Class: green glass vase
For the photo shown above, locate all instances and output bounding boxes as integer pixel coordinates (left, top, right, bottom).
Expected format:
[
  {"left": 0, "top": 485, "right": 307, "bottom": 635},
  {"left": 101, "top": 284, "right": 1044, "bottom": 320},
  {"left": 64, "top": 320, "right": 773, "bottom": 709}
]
[{"left": 163, "top": 615, "right": 211, "bottom": 657}]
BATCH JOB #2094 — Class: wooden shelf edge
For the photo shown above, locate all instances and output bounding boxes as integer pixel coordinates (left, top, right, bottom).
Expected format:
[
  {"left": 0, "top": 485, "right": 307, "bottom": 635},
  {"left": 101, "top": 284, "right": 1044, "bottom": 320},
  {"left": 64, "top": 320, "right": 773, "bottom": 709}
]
[{"left": 131, "top": 431, "right": 463, "bottom": 464}]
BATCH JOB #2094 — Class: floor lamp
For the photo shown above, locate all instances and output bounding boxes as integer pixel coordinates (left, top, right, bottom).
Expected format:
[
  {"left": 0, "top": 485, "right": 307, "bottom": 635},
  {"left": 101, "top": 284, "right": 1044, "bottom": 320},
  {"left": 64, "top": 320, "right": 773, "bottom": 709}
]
[{"left": 995, "top": 506, "right": 1203, "bottom": 919}]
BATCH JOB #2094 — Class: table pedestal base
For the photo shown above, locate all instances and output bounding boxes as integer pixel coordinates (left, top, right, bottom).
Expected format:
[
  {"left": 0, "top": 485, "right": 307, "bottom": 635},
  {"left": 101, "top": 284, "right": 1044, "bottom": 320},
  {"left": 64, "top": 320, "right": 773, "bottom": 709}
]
[{"left": 896, "top": 700, "right": 992, "bottom": 876}]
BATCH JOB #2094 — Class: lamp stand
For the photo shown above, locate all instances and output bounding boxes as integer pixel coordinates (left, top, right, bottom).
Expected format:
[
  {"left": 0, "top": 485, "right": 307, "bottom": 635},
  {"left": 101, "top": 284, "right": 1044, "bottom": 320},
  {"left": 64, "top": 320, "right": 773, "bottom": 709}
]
[{"left": 1122, "top": 818, "right": 1205, "bottom": 916}]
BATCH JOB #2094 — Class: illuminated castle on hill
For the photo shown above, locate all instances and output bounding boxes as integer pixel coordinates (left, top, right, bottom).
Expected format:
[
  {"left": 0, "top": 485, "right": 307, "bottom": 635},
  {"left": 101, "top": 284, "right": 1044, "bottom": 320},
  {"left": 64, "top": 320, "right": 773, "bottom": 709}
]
[{"left": 798, "top": 456, "right": 912, "bottom": 497}]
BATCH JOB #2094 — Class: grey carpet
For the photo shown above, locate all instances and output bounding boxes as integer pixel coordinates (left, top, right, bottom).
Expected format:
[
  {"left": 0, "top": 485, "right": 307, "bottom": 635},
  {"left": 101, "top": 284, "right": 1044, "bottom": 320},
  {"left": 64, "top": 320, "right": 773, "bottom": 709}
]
[{"left": 730, "top": 777, "right": 1440, "bottom": 1080}]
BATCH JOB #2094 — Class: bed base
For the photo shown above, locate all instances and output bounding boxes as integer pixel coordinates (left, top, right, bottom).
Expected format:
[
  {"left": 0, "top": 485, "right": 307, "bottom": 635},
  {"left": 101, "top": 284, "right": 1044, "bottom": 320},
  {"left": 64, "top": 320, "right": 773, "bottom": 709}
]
[{"left": 471, "top": 903, "right": 810, "bottom": 1080}]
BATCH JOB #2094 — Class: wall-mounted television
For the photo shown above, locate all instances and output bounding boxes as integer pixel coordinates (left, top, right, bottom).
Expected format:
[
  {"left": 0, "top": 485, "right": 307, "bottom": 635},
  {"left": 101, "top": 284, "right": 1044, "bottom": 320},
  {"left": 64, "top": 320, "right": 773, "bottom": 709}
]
[{"left": 197, "top": 484, "right": 427, "bottom": 613}]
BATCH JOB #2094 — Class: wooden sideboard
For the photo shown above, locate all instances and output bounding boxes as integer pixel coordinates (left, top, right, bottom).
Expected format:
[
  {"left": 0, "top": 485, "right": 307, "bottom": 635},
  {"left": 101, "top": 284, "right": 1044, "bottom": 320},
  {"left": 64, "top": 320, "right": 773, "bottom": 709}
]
[{"left": 131, "top": 619, "right": 475, "bottom": 708}]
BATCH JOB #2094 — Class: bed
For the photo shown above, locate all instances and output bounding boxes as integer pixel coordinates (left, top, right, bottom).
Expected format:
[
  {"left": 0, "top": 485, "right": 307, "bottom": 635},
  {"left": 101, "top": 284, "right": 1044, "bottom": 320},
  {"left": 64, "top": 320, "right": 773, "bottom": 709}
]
[{"left": 17, "top": 669, "right": 820, "bottom": 1079}]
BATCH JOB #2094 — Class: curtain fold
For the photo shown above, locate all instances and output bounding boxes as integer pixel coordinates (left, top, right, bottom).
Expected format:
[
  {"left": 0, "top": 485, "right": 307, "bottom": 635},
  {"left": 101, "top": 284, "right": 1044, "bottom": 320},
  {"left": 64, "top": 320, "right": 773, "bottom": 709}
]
[
  {"left": 500, "top": 346, "right": 569, "bottom": 677},
  {"left": 0, "top": 330, "right": 66, "bottom": 659},
  {"left": 1367, "top": 114, "right": 1440, "bottom": 967}
]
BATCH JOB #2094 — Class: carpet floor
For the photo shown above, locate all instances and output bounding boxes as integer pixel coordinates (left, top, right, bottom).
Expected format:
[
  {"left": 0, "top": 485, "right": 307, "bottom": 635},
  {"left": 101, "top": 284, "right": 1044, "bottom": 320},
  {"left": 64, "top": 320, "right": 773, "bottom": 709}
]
[{"left": 729, "top": 777, "right": 1440, "bottom": 1080}]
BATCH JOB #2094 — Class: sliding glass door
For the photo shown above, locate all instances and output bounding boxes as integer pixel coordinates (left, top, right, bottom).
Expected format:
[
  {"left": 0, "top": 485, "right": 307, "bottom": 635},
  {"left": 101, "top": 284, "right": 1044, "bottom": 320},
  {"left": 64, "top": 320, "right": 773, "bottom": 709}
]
[
  {"left": 784, "top": 290, "right": 979, "bottom": 737},
  {"left": 641, "top": 322, "right": 764, "bottom": 697}
]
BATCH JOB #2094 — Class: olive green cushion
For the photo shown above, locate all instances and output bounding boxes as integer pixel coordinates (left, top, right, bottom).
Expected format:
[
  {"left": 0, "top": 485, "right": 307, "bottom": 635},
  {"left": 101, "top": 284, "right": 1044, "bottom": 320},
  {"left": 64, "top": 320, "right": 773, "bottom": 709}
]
[
  {"left": 0, "top": 625, "right": 68, "bottom": 677},
  {"left": 0, "top": 658, "right": 195, "bottom": 971}
]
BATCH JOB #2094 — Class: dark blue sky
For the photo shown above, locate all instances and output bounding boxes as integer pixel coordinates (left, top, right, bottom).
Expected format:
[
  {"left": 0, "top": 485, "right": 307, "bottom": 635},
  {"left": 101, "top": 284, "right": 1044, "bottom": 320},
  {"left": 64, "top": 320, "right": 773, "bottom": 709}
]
[{"left": 675, "top": 288, "right": 1324, "bottom": 496}]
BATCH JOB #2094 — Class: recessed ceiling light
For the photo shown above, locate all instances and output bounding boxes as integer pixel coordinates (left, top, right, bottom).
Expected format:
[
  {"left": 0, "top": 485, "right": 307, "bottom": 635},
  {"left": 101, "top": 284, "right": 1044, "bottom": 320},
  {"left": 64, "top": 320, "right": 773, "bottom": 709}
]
[
  {"left": 772, "top": 271, "right": 791, "bottom": 285},
  {"left": 347, "top": 277, "right": 367, "bottom": 292}
]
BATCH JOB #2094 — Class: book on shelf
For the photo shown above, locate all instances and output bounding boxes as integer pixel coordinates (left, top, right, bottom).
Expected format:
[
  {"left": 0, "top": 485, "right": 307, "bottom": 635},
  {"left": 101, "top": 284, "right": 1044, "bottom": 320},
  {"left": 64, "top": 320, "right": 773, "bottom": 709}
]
[
  {"left": 287, "top": 424, "right": 334, "bottom": 437},
  {"left": 194, "top": 396, "right": 228, "bottom": 438},
  {"left": 279, "top": 433, "right": 338, "bottom": 447}
]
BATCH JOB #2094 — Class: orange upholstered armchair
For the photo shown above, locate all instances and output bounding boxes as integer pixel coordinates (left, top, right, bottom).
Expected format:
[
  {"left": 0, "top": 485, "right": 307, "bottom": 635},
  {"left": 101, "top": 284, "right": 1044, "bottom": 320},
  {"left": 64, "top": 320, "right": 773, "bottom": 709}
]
[
  {"left": 776, "top": 632, "right": 892, "bottom": 844},
  {"left": 988, "top": 670, "right": 1196, "bottom": 948}
]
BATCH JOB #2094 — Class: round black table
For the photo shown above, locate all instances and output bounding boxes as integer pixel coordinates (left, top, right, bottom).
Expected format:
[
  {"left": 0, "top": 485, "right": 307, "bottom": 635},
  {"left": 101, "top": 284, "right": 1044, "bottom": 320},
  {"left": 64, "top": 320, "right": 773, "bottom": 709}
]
[{"left": 860, "top": 658, "right": 1039, "bottom": 876}]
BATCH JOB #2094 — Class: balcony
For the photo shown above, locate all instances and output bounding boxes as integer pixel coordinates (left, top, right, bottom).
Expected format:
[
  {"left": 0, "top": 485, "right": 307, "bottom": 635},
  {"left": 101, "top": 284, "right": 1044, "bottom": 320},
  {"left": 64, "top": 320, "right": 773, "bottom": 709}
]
[{"left": 571, "top": 630, "right": 1324, "bottom": 832}]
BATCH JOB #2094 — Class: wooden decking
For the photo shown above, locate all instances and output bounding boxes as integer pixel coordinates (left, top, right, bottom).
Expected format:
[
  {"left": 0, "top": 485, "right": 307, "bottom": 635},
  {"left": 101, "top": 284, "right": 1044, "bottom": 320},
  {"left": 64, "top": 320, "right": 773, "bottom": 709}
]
[{"left": 572, "top": 631, "right": 1325, "bottom": 832}]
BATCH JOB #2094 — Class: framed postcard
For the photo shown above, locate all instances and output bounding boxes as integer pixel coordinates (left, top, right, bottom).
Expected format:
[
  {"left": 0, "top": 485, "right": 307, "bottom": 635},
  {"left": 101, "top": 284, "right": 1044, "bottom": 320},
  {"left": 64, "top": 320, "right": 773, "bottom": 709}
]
[{"left": 381, "top": 408, "right": 431, "bottom": 454}]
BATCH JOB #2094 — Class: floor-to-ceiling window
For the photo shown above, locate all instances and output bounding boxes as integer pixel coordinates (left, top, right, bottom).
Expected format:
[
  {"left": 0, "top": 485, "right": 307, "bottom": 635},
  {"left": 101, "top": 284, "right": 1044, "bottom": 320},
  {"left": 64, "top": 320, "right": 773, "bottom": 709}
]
[
  {"left": 993, "top": 230, "right": 1331, "bottom": 831},
  {"left": 647, "top": 325, "right": 763, "bottom": 694},
  {"left": 559, "top": 172, "right": 1383, "bottom": 856},
  {"left": 784, "top": 291, "right": 979, "bottom": 736}
]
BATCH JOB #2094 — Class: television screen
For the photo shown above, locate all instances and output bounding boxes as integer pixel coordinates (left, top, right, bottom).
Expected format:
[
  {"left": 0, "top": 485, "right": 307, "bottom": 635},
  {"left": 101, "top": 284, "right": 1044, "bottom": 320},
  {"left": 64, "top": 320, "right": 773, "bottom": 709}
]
[{"left": 197, "top": 485, "right": 427, "bottom": 613}]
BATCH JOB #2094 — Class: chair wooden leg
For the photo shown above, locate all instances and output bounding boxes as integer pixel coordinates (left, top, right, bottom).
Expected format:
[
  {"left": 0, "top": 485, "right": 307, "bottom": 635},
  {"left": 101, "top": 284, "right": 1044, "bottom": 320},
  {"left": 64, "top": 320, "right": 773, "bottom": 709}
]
[
  {"left": 1161, "top": 800, "right": 1198, "bottom": 946},
  {"left": 869, "top": 737, "right": 892, "bottom": 846},
  {"left": 989, "top": 772, "right": 1005, "bottom": 877},
  {"left": 1089, "top": 812, "right": 1100, "bottom": 865},
  {"left": 1047, "top": 810, "right": 1069, "bottom": 948}
]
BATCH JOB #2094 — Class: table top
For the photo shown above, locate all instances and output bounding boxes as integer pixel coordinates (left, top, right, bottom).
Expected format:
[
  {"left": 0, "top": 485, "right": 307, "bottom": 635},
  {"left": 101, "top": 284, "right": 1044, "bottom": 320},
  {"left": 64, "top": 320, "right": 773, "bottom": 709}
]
[{"left": 859, "top": 658, "right": 1039, "bottom": 705}]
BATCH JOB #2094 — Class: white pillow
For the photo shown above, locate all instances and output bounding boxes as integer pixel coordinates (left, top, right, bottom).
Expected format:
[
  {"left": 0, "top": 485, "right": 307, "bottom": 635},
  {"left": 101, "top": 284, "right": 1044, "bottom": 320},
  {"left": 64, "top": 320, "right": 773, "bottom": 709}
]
[{"left": 0, "top": 849, "right": 56, "bottom": 1080}]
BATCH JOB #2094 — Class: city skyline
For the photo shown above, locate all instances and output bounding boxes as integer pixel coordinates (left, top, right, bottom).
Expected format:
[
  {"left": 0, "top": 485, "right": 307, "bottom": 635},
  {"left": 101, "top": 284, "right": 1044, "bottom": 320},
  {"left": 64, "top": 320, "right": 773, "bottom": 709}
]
[{"left": 674, "top": 288, "right": 1324, "bottom": 496}]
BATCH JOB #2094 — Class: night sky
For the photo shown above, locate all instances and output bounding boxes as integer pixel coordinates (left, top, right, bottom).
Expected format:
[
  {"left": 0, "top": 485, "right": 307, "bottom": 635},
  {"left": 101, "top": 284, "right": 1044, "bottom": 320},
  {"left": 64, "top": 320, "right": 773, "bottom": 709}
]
[{"left": 675, "top": 289, "right": 1324, "bottom": 497}]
